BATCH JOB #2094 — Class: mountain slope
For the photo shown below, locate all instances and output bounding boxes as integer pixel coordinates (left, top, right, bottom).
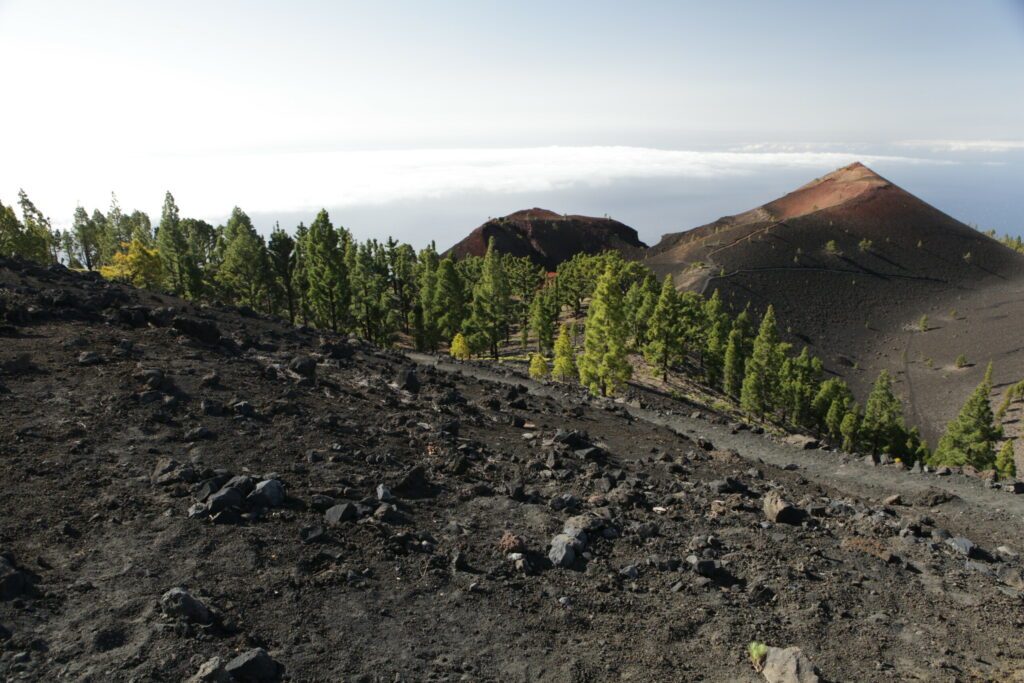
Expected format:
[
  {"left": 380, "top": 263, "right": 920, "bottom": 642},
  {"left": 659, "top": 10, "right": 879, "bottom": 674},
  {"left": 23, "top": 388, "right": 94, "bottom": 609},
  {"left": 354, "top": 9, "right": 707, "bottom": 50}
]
[
  {"left": 646, "top": 162, "right": 1024, "bottom": 443},
  {"left": 3, "top": 257, "right": 1024, "bottom": 680},
  {"left": 445, "top": 208, "right": 647, "bottom": 270}
]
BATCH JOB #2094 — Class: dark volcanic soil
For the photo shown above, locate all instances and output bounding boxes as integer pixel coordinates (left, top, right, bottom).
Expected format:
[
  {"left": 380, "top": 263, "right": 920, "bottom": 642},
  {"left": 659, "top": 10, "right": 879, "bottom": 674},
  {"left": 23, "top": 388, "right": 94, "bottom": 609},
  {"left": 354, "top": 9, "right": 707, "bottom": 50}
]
[{"left": 2, "top": 258, "right": 1024, "bottom": 682}]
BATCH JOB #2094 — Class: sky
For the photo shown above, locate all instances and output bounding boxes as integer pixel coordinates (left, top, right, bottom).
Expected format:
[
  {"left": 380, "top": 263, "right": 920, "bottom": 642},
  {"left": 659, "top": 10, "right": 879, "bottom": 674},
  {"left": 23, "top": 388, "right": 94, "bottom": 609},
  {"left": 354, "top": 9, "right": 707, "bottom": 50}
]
[{"left": 1, "top": 0, "right": 1023, "bottom": 247}]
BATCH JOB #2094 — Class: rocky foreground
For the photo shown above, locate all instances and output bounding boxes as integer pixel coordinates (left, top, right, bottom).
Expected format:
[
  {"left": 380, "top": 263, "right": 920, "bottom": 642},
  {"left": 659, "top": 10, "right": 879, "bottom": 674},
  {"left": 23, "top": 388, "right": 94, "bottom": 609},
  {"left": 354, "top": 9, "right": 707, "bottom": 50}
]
[{"left": 1, "top": 258, "right": 1024, "bottom": 682}]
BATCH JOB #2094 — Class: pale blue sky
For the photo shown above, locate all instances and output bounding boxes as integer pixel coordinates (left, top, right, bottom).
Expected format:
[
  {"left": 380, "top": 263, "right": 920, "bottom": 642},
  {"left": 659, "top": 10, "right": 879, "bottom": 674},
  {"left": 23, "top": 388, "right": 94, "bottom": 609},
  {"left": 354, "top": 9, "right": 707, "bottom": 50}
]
[{"left": 1, "top": 0, "right": 1022, "bottom": 245}]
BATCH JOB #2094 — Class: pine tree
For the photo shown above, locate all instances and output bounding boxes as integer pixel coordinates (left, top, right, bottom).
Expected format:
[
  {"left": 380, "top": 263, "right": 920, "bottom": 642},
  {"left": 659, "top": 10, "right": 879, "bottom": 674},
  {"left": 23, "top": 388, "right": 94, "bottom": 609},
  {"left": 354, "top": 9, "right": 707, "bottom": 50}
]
[
  {"left": 268, "top": 227, "right": 297, "bottom": 323},
  {"left": 415, "top": 244, "right": 440, "bottom": 350},
  {"left": 180, "top": 217, "right": 217, "bottom": 288},
  {"left": 931, "top": 367, "right": 1000, "bottom": 469},
  {"left": 825, "top": 398, "right": 847, "bottom": 439},
  {"left": 71, "top": 206, "right": 101, "bottom": 269},
  {"left": 995, "top": 440, "right": 1016, "bottom": 480},
  {"left": 811, "top": 378, "right": 853, "bottom": 434},
  {"left": 505, "top": 255, "right": 543, "bottom": 348},
  {"left": 780, "top": 347, "right": 822, "bottom": 427},
  {"left": 703, "top": 289, "right": 730, "bottom": 385},
  {"left": 99, "top": 239, "right": 164, "bottom": 288},
  {"left": 350, "top": 239, "right": 398, "bottom": 345},
  {"left": 624, "top": 273, "right": 657, "bottom": 348},
  {"left": 292, "top": 222, "right": 311, "bottom": 325},
  {"left": 643, "top": 275, "right": 682, "bottom": 381},
  {"left": 156, "top": 191, "right": 196, "bottom": 296},
  {"left": 579, "top": 265, "right": 631, "bottom": 396},
  {"left": 126, "top": 210, "right": 154, "bottom": 246},
  {"left": 529, "top": 284, "right": 558, "bottom": 353},
  {"left": 216, "top": 224, "right": 273, "bottom": 310},
  {"left": 449, "top": 332, "right": 471, "bottom": 360},
  {"left": 304, "top": 209, "right": 348, "bottom": 332},
  {"left": 551, "top": 323, "right": 578, "bottom": 382},
  {"left": 840, "top": 404, "right": 862, "bottom": 452},
  {"left": 384, "top": 238, "right": 417, "bottom": 332},
  {"left": 861, "top": 370, "right": 906, "bottom": 455},
  {"left": 529, "top": 353, "right": 549, "bottom": 379},
  {"left": 740, "top": 306, "right": 783, "bottom": 417},
  {"left": 723, "top": 325, "right": 745, "bottom": 397},
  {"left": 464, "top": 238, "right": 510, "bottom": 359},
  {"left": 99, "top": 192, "right": 131, "bottom": 265},
  {"left": 433, "top": 256, "right": 466, "bottom": 344},
  {"left": 14, "top": 190, "right": 54, "bottom": 263},
  {"left": 723, "top": 307, "right": 755, "bottom": 396}
]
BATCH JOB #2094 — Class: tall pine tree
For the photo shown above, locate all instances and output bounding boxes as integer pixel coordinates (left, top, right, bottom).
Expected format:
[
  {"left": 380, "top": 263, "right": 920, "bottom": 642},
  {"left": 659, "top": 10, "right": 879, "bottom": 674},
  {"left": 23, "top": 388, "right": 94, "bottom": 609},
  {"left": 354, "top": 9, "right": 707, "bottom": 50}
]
[
  {"left": 579, "top": 265, "right": 631, "bottom": 396},
  {"left": 156, "top": 191, "right": 195, "bottom": 296},
  {"left": 861, "top": 370, "right": 906, "bottom": 456},
  {"left": 931, "top": 366, "right": 1000, "bottom": 469},
  {"left": 643, "top": 275, "right": 682, "bottom": 381},
  {"left": 268, "top": 226, "right": 297, "bottom": 323},
  {"left": 464, "top": 238, "right": 510, "bottom": 359},
  {"left": 740, "top": 306, "right": 783, "bottom": 417},
  {"left": 433, "top": 256, "right": 467, "bottom": 344},
  {"left": 551, "top": 323, "right": 577, "bottom": 382},
  {"left": 304, "top": 209, "right": 348, "bottom": 332}
]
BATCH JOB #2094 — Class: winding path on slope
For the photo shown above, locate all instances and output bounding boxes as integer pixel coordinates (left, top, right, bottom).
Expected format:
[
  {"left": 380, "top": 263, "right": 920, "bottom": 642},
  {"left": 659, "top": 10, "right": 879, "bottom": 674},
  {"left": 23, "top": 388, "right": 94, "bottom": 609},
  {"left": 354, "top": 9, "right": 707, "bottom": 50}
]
[{"left": 407, "top": 351, "right": 1024, "bottom": 548}]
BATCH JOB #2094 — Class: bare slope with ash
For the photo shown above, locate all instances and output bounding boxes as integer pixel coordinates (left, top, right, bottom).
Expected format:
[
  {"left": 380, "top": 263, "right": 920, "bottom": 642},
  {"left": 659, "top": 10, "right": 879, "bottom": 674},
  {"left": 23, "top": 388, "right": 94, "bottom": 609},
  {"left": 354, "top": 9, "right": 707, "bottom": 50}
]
[
  {"left": 3, "top": 259, "right": 1024, "bottom": 680},
  {"left": 445, "top": 208, "right": 646, "bottom": 270},
  {"left": 646, "top": 163, "right": 1024, "bottom": 443}
]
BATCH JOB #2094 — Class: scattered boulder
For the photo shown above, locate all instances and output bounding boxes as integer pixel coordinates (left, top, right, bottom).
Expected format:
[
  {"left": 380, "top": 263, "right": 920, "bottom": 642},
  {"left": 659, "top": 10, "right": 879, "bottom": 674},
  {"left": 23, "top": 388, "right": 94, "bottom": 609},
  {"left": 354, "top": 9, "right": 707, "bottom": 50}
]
[
  {"left": 758, "top": 646, "right": 821, "bottom": 683},
  {"left": 77, "top": 350, "right": 102, "bottom": 366},
  {"left": 248, "top": 479, "right": 285, "bottom": 508},
  {"left": 288, "top": 355, "right": 316, "bottom": 378},
  {"left": 783, "top": 434, "right": 819, "bottom": 450},
  {"left": 548, "top": 534, "right": 577, "bottom": 568},
  {"left": 946, "top": 536, "right": 982, "bottom": 559},
  {"left": 319, "top": 339, "right": 353, "bottom": 360},
  {"left": 160, "top": 587, "right": 212, "bottom": 624},
  {"left": 763, "top": 491, "right": 806, "bottom": 525},
  {"left": 395, "top": 366, "right": 420, "bottom": 393},
  {"left": 392, "top": 465, "right": 432, "bottom": 498},
  {"left": 0, "top": 553, "right": 30, "bottom": 600},
  {"left": 224, "top": 647, "right": 282, "bottom": 682},
  {"left": 207, "top": 487, "right": 244, "bottom": 514},
  {"left": 325, "top": 503, "right": 358, "bottom": 525},
  {"left": 187, "top": 657, "right": 232, "bottom": 683},
  {"left": 498, "top": 532, "right": 527, "bottom": 554},
  {"left": 172, "top": 316, "right": 221, "bottom": 344}
]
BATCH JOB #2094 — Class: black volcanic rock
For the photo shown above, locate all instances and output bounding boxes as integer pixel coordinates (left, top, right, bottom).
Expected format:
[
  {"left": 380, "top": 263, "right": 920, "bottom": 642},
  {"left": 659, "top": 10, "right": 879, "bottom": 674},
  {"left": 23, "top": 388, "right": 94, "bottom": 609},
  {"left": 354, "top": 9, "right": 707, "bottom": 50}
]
[{"left": 445, "top": 208, "right": 646, "bottom": 271}]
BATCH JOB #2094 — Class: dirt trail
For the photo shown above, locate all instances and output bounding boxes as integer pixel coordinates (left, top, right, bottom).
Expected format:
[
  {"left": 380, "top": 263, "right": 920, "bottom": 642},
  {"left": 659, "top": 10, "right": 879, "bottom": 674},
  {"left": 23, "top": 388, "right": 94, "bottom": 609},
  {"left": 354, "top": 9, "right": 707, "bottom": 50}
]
[{"left": 407, "top": 352, "right": 1024, "bottom": 544}]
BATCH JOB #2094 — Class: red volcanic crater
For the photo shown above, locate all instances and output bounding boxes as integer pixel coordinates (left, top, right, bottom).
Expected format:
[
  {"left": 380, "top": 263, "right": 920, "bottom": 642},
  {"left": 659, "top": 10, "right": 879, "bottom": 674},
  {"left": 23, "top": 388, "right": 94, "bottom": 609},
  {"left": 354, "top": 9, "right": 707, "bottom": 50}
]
[{"left": 445, "top": 208, "right": 647, "bottom": 270}]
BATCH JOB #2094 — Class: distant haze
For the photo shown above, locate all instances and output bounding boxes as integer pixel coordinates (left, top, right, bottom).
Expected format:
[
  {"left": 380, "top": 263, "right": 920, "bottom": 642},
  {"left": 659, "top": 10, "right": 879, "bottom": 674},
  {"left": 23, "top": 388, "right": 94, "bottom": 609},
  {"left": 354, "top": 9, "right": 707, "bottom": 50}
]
[{"left": 1, "top": 1, "right": 1022, "bottom": 246}]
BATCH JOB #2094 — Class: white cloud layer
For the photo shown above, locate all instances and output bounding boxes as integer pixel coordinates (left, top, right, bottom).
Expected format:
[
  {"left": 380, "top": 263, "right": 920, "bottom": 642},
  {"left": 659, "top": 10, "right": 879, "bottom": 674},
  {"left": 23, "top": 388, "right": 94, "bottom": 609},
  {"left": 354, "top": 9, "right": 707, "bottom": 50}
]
[
  {"left": 2, "top": 146, "right": 944, "bottom": 227},
  {"left": 898, "top": 139, "right": 1024, "bottom": 153}
]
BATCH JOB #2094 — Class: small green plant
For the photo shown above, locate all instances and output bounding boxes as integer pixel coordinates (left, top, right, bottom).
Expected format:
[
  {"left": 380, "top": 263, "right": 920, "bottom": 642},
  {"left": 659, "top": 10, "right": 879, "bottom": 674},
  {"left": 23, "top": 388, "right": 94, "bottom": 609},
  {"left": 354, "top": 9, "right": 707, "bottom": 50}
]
[
  {"left": 918, "top": 314, "right": 928, "bottom": 332},
  {"left": 528, "top": 352, "right": 549, "bottom": 379},
  {"left": 858, "top": 238, "right": 873, "bottom": 253},
  {"left": 955, "top": 354, "right": 968, "bottom": 369},
  {"left": 825, "top": 239, "right": 840, "bottom": 255},
  {"left": 449, "top": 332, "right": 471, "bottom": 360},
  {"left": 949, "top": 308, "right": 957, "bottom": 319},
  {"left": 748, "top": 642, "right": 769, "bottom": 671}
]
